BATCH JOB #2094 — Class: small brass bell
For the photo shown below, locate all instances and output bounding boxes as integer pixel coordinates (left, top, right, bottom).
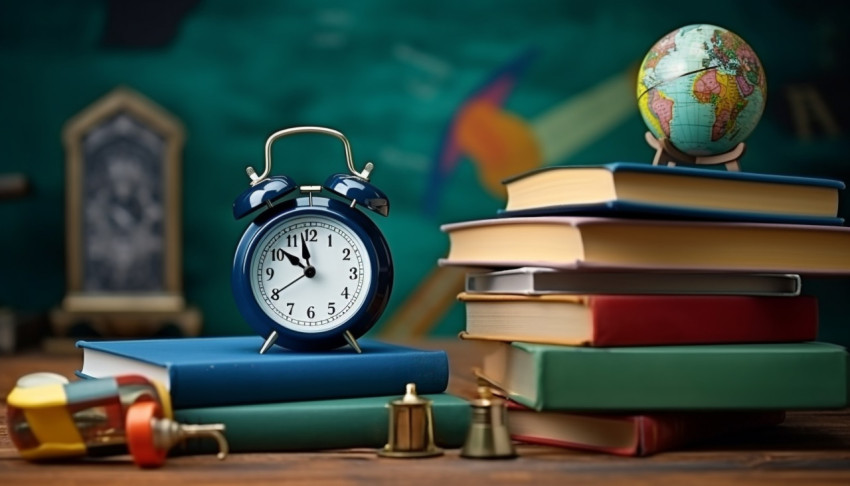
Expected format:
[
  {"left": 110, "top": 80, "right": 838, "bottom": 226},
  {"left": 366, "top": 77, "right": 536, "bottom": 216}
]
[
  {"left": 460, "top": 386, "right": 517, "bottom": 459},
  {"left": 378, "top": 382, "right": 443, "bottom": 458}
]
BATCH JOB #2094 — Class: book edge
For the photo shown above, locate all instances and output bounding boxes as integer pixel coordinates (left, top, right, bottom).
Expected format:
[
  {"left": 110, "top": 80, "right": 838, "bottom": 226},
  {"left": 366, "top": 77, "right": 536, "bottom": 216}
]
[{"left": 503, "top": 162, "right": 846, "bottom": 189}]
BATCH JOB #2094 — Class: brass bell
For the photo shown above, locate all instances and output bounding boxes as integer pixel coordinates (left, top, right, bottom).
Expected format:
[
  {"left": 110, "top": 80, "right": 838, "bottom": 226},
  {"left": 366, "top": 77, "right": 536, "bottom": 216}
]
[
  {"left": 460, "top": 386, "right": 517, "bottom": 459},
  {"left": 378, "top": 383, "right": 444, "bottom": 458}
]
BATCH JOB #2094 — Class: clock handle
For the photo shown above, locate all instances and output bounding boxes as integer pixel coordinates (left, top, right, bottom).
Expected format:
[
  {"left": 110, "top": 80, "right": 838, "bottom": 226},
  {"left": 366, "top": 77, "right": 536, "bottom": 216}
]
[{"left": 246, "top": 126, "right": 374, "bottom": 186}]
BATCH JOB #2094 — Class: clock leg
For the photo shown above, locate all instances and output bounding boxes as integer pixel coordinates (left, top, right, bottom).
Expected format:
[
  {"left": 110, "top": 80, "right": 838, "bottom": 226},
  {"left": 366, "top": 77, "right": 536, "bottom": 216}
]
[
  {"left": 343, "top": 331, "right": 362, "bottom": 354},
  {"left": 259, "top": 331, "right": 279, "bottom": 354}
]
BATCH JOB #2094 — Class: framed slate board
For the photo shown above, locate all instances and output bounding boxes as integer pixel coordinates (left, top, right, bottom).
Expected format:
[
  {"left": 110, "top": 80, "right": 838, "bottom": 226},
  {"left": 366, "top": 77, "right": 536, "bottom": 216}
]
[{"left": 52, "top": 87, "right": 200, "bottom": 337}]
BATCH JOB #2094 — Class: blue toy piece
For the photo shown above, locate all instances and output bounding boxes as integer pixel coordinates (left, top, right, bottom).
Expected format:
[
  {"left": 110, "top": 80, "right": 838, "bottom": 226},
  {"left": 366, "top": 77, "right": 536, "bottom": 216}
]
[{"left": 231, "top": 127, "right": 393, "bottom": 354}]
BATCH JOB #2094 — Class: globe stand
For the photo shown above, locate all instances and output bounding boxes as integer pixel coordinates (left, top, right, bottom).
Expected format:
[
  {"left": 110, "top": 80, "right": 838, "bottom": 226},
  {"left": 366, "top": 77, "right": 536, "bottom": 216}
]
[{"left": 645, "top": 132, "right": 745, "bottom": 172}]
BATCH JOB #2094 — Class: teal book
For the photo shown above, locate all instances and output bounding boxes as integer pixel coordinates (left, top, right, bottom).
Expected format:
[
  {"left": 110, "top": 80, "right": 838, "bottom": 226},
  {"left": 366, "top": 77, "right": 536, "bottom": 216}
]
[
  {"left": 499, "top": 162, "right": 845, "bottom": 225},
  {"left": 173, "top": 393, "right": 470, "bottom": 453},
  {"left": 76, "top": 336, "right": 449, "bottom": 408},
  {"left": 477, "top": 341, "right": 849, "bottom": 411}
]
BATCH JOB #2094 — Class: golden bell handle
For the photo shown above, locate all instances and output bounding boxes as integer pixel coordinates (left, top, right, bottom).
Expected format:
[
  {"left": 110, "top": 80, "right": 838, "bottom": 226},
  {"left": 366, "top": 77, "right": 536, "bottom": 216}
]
[{"left": 246, "top": 126, "right": 373, "bottom": 185}]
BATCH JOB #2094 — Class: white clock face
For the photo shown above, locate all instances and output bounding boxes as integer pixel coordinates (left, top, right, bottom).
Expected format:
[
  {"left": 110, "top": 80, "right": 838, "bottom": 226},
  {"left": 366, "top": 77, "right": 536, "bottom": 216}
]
[{"left": 250, "top": 214, "right": 373, "bottom": 333}]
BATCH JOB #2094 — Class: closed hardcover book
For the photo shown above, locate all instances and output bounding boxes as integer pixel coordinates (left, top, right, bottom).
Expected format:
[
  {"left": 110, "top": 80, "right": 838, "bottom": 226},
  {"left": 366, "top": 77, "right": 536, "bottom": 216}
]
[
  {"left": 174, "top": 393, "right": 470, "bottom": 453},
  {"left": 465, "top": 267, "right": 802, "bottom": 296},
  {"left": 76, "top": 336, "right": 449, "bottom": 408},
  {"left": 476, "top": 341, "right": 849, "bottom": 411},
  {"left": 506, "top": 403, "right": 786, "bottom": 457},
  {"left": 458, "top": 293, "right": 818, "bottom": 347},
  {"left": 440, "top": 216, "right": 850, "bottom": 274},
  {"left": 501, "top": 162, "right": 844, "bottom": 225}
]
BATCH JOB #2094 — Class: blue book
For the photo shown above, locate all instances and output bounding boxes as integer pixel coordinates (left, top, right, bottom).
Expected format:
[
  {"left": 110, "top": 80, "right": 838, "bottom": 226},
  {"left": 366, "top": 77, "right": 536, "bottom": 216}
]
[
  {"left": 500, "top": 162, "right": 845, "bottom": 225},
  {"left": 76, "top": 336, "right": 449, "bottom": 408}
]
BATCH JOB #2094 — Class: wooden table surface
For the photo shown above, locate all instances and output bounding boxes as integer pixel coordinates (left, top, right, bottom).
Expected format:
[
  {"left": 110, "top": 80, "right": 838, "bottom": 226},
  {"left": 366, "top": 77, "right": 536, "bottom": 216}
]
[{"left": 1, "top": 339, "right": 849, "bottom": 485}]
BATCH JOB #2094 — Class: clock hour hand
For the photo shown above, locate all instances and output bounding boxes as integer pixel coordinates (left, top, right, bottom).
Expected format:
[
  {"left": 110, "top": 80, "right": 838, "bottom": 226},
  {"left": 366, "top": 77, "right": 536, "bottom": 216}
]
[{"left": 281, "top": 250, "right": 305, "bottom": 269}]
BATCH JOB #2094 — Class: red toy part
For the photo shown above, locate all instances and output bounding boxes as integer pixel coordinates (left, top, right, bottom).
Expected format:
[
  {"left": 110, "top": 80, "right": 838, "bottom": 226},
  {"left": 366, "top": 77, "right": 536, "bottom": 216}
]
[{"left": 126, "top": 400, "right": 168, "bottom": 468}]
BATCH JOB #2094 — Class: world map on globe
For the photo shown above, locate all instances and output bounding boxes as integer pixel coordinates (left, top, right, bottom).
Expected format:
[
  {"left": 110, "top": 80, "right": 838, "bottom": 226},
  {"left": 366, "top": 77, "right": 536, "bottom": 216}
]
[{"left": 637, "top": 24, "right": 767, "bottom": 156}]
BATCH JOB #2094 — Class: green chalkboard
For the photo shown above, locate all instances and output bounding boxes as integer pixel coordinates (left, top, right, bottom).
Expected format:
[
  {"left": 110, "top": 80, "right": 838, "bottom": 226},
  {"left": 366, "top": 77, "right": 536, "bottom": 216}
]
[{"left": 1, "top": 1, "right": 848, "bottom": 346}]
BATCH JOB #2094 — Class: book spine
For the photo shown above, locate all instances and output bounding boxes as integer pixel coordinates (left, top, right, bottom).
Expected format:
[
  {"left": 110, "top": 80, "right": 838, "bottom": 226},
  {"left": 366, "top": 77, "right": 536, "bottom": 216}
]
[
  {"left": 527, "top": 343, "right": 848, "bottom": 411},
  {"left": 637, "top": 412, "right": 787, "bottom": 455},
  {"left": 590, "top": 295, "right": 818, "bottom": 346},
  {"left": 509, "top": 433, "right": 640, "bottom": 457},
  {"left": 172, "top": 394, "right": 470, "bottom": 453},
  {"left": 169, "top": 350, "right": 450, "bottom": 408}
]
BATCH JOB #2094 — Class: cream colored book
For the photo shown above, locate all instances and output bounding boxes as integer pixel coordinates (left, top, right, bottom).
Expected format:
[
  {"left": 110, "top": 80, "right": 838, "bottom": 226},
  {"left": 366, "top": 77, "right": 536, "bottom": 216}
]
[
  {"left": 440, "top": 216, "right": 850, "bottom": 274},
  {"left": 501, "top": 163, "right": 844, "bottom": 225}
]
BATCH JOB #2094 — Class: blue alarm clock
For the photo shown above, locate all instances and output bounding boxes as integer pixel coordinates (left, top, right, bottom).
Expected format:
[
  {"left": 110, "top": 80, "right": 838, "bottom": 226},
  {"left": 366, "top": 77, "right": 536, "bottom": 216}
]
[{"left": 231, "top": 126, "right": 393, "bottom": 354}]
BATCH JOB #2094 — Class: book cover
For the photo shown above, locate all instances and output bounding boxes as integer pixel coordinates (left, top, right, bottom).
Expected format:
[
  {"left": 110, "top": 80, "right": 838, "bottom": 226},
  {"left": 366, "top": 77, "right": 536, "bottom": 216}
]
[
  {"left": 173, "top": 393, "right": 470, "bottom": 453},
  {"left": 476, "top": 341, "right": 849, "bottom": 411},
  {"left": 76, "top": 336, "right": 449, "bottom": 408},
  {"left": 465, "top": 267, "right": 802, "bottom": 296},
  {"left": 501, "top": 162, "right": 844, "bottom": 225},
  {"left": 506, "top": 403, "right": 786, "bottom": 457},
  {"left": 458, "top": 293, "right": 818, "bottom": 347},
  {"left": 498, "top": 200, "right": 844, "bottom": 226},
  {"left": 440, "top": 216, "right": 850, "bottom": 274}
]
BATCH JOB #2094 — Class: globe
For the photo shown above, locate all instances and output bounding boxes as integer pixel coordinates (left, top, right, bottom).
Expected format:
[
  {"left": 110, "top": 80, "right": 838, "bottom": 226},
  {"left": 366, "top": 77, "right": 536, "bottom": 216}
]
[{"left": 637, "top": 24, "right": 767, "bottom": 157}]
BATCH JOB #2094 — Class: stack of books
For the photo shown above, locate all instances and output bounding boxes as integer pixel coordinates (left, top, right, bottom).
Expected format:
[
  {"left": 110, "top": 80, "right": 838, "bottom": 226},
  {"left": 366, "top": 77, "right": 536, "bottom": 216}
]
[
  {"left": 76, "top": 336, "right": 470, "bottom": 453},
  {"left": 440, "top": 162, "right": 850, "bottom": 456}
]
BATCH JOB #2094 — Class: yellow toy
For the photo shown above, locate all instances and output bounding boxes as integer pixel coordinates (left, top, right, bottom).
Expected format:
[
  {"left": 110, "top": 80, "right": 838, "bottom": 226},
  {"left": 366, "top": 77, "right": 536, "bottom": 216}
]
[{"left": 6, "top": 372, "right": 227, "bottom": 468}]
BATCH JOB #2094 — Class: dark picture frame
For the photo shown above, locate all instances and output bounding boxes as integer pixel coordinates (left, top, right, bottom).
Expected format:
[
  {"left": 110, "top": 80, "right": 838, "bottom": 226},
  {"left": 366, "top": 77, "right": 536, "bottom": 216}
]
[{"left": 52, "top": 87, "right": 200, "bottom": 337}]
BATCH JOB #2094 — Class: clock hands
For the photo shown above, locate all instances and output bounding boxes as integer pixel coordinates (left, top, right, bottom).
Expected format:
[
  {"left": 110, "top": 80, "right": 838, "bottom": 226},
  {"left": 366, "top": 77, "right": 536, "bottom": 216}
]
[{"left": 280, "top": 244, "right": 315, "bottom": 278}]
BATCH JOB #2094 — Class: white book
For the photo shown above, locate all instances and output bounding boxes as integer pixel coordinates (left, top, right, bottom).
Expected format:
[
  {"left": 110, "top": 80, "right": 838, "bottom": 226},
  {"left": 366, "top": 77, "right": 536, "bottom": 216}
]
[{"left": 464, "top": 267, "right": 801, "bottom": 296}]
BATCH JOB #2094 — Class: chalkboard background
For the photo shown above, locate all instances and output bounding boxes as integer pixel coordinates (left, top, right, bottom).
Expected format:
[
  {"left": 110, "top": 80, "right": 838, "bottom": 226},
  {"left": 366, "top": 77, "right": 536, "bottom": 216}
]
[{"left": 1, "top": 1, "right": 848, "bottom": 345}]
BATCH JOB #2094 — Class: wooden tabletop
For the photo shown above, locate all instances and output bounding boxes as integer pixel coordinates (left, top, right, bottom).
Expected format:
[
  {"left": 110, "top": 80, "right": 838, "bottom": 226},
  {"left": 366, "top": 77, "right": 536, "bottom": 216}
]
[{"left": 2, "top": 339, "right": 849, "bottom": 485}]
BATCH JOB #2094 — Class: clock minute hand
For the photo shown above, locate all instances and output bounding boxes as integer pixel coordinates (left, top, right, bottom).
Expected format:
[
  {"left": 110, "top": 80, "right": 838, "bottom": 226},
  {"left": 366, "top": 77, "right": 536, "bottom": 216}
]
[
  {"left": 300, "top": 233, "right": 316, "bottom": 278},
  {"left": 300, "top": 233, "right": 312, "bottom": 266}
]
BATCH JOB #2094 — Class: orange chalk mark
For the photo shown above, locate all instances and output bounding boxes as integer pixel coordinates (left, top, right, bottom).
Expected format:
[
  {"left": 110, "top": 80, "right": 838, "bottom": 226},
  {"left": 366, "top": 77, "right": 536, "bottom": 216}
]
[{"left": 455, "top": 100, "right": 542, "bottom": 197}]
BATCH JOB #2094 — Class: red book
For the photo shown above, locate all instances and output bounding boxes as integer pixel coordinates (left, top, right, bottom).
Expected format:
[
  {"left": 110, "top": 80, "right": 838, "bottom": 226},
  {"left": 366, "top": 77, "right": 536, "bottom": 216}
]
[
  {"left": 506, "top": 402, "right": 786, "bottom": 456},
  {"left": 458, "top": 293, "right": 818, "bottom": 346}
]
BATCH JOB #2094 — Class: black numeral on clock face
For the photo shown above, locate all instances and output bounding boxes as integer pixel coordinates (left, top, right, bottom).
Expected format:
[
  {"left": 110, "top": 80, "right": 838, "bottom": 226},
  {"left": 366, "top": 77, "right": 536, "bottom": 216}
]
[
  {"left": 278, "top": 304, "right": 336, "bottom": 318},
  {"left": 285, "top": 229, "right": 318, "bottom": 247}
]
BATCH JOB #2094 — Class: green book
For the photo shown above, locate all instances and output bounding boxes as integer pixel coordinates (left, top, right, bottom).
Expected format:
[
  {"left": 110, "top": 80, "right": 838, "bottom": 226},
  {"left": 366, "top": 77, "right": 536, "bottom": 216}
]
[
  {"left": 173, "top": 393, "right": 470, "bottom": 453},
  {"left": 477, "top": 341, "right": 849, "bottom": 411}
]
